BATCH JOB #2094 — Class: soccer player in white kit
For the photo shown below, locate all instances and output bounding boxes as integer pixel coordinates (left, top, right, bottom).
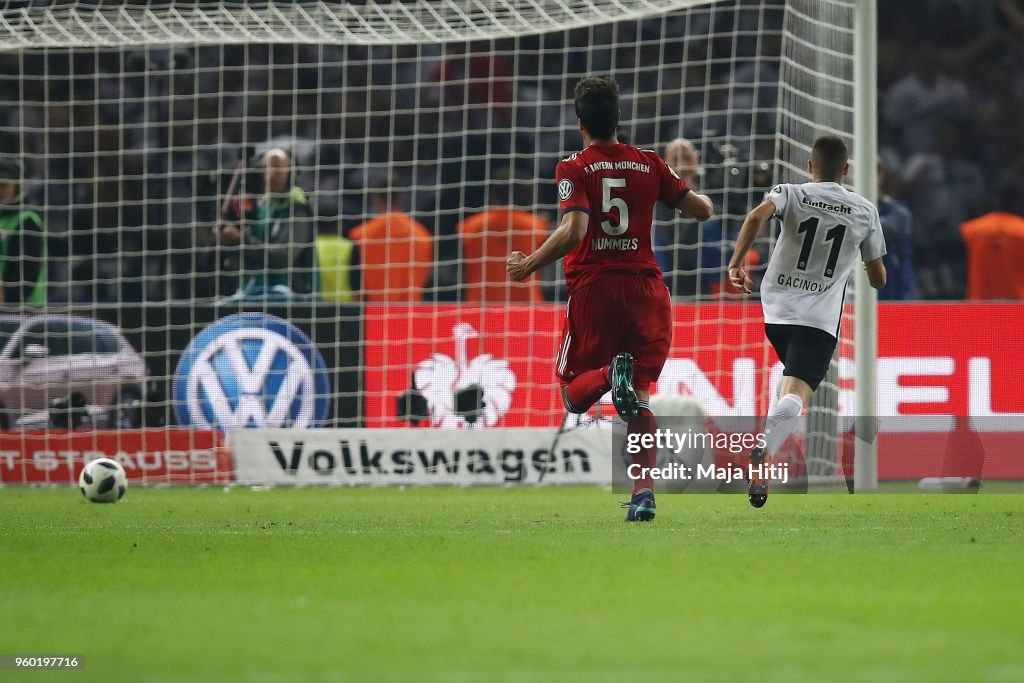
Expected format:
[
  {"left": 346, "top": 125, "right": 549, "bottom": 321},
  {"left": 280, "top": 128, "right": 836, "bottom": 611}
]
[{"left": 728, "top": 135, "right": 888, "bottom": 508}]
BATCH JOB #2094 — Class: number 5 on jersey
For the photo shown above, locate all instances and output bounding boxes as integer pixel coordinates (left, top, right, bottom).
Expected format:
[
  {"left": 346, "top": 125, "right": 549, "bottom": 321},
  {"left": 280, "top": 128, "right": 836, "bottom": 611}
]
[{"left": 601, "top": 177, "right": 629, "bottom": 236}]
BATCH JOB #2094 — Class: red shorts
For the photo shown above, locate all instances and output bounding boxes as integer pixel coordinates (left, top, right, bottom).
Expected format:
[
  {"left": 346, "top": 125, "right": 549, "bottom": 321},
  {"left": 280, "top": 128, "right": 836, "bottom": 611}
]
[{"left": 555, "top": 273, "right": 672, "bottom": 391}]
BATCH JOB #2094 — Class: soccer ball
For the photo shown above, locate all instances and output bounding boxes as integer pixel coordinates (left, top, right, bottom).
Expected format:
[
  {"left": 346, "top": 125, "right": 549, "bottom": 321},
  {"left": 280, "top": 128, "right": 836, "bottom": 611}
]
[{"left": 78, "top": 458, "right": 128, "bottom": 503}]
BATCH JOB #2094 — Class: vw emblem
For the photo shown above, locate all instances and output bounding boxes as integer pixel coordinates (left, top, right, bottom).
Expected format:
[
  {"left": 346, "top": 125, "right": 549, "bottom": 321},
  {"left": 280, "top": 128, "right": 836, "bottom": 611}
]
[
  {"left": 173, "top": 313, "right": 331, "bottom": 430},
  {"left": 558, "top": 179, "right": 574, "bottom": 202}
]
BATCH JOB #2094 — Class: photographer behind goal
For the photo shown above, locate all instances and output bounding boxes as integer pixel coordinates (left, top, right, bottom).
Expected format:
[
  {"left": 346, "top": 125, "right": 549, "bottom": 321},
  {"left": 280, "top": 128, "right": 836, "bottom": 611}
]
[{"left": 215, "top": 147, "right": 319, "bottom": 300}]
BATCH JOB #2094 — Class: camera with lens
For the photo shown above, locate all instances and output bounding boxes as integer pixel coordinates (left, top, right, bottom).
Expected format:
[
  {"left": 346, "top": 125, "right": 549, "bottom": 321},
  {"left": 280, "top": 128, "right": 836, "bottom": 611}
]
[
  {"left": 701, "top": 141, "right": 773, "bottom": 195},
  {"left": 220, "top": 146, "right": 264, "bottom": 223}
]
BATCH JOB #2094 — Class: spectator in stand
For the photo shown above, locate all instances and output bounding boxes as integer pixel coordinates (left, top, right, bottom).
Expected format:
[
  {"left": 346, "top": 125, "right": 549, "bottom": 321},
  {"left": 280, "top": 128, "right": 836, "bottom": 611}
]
[
  {"left": 961, "top": 182, "right": 1024, "bottom": 300},
  {"left": 901, "top": 119, "right": 986, "bottom": 299},
  {"left": 664, "top": 139, "right": 700, "bottom": 185},
  {"left": 215, "top": 148, "right": 319, "bottom": 300},
  {"left": 458, "top": 170, "right": 549, "bottom": 303},
  {"left": 882, "top": 51, "right": 971, "bottom": 153},
  {"left": 653, "top": 138, "right": 701, "bottom": 293},
  {"left": 876, "top": 158, "right": 915, "bottom": 300},
  {"left": 665, "top": 141, "right": 768, "bottom": 299},
  {"left": 0, "top": 158, "right": 46, "bottom": 305},
  {"left": 349, "top": 179, "right": 433, "bottom": 303}
]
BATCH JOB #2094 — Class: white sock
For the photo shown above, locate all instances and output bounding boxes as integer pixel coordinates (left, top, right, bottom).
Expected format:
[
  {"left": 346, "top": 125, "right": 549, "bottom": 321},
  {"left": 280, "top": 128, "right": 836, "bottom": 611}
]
[{"left": 765, "top": 393, "right": 804, "bottom": 456}]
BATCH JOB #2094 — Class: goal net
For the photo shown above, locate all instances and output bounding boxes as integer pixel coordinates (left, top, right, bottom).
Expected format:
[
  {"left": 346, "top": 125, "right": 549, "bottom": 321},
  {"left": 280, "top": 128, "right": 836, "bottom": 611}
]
[{"left": 0, "top": 0, "right": 858, "bottom": 486}]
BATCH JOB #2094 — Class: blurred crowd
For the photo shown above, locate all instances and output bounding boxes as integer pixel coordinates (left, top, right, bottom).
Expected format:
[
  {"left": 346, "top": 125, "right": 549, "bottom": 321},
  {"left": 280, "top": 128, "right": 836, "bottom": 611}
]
[
  {"left": 0, "top": 0, "right": 1021, "bottom": 303},
  {"left": 877, "top": 0, "right": 1024, "bottom": 299}
]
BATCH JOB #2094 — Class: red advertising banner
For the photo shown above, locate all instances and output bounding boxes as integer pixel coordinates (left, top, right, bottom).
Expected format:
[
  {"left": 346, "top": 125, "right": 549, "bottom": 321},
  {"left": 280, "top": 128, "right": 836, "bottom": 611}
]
[
  {"left": 0, "top": 430, "right": 231, "bottom": 485},
  {"left": 873, "top": 303, "right": 1024, "bottom": 480},
  {"left": 364, "top": 303, "right": 776, "bottom": 429},
  {"left": 876, "top": 304, "right": 1022, "bottom": 417},
  {"left": 365, "top": 303, "right": 1024, "bottom": 479}
]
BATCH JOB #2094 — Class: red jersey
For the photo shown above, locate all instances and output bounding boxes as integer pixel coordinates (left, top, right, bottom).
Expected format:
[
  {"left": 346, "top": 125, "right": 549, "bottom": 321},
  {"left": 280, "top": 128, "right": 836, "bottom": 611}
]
[{"left": 556, "top": 142, "right": 689, "bottom": 291}]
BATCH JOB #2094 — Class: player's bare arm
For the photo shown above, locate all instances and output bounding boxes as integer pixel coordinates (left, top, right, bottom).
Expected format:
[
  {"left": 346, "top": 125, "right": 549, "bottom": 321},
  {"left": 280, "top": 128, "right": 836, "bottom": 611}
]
[
  {"left": 728, "top": 198, "right": 775, "bottom": 293},
  {"left": 506, "top": 210, "right": 588, "bottom": 281},
  {"left": 676, "top": 189, "right": 714, "bottom": 221},
  {"left": 864, "top": 257, "right": 887, "bottom": 289}
]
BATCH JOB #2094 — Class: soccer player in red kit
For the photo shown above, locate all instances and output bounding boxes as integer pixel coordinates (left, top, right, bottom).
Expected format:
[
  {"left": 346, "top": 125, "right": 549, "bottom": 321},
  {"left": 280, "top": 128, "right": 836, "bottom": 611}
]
[{"left": 507, "top": 76, "right": 713, "bottom": 521}]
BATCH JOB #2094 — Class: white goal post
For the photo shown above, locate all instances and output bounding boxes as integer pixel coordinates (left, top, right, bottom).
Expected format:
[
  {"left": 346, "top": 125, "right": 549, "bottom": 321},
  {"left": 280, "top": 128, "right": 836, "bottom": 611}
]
[
  {"left": 0, "top": 0, "right": 877, "bottom": 489},
  {"left": 852, "top": 0, "right": 878, "bottom": 490}
]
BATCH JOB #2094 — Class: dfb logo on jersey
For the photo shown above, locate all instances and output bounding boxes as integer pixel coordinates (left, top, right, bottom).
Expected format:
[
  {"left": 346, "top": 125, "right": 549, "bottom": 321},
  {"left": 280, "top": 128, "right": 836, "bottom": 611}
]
[
  {"left": 558, "top": 179, "right": 574, "bottom": 202},
  {"left": 173, "top": 313, "right": 331, "bottom": 431}
]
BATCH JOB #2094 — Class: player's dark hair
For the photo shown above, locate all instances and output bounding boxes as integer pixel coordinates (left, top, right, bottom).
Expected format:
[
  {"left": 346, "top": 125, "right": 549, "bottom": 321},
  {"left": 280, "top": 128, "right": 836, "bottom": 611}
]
[
  {"left": 574, "top": 76, "right": 620, "bottom": 141},
  {"left": 811, "top": 135, "right": 848, "bottom": 180}
]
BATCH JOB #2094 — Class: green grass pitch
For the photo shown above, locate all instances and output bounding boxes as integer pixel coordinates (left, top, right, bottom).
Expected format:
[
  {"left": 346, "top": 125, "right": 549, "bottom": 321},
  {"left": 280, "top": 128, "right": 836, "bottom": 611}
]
[{"left": 1, "top": 487, "right": 1022, "bottom": 682}]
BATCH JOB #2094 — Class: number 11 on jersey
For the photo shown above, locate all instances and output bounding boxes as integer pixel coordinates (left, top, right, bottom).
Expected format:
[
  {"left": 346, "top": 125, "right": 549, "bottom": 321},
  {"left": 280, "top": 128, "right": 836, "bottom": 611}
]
[{"left": 796, "top": 216, "right": 846, "bottom": 278}]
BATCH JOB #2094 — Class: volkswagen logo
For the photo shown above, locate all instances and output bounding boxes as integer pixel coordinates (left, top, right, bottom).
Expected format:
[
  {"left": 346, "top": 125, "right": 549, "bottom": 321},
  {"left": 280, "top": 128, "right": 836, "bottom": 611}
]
[
  {"left": 173, "top": 313, "right": 331, "bottom": 430},
  {"left": 557, "top": 179, "right": 574, "bottom": 202}
]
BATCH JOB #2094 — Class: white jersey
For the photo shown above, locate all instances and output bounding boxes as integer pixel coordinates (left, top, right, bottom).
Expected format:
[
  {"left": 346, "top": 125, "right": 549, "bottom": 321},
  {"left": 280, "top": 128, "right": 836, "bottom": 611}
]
[{"left": 761, "top": 182, "right": 887, "bottom": 336}]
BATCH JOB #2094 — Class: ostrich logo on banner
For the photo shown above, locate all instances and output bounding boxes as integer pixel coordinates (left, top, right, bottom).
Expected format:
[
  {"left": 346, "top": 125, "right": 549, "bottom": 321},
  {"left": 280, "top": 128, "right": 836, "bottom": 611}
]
[{"left": 414, "top": 323, "right": 516, "bottom": 428}]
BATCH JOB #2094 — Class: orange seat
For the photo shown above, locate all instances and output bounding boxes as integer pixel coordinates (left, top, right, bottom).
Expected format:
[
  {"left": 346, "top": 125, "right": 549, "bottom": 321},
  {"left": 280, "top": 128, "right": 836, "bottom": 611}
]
[
  {"left": 458, "top": 209, "right": 548, "bottom": 303},
  {"left": 350, "top": 212, "right": 433, "bottom": 302},
  {"left": 961, "top": 212, "right": 1024, "bottom": 300}
]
